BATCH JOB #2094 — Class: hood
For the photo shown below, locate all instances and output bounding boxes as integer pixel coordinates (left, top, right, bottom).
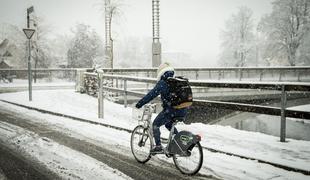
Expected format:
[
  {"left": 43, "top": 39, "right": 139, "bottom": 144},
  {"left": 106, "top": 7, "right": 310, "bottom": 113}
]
[
  {"left": 160, "top": 71, "right": 174, "bottom": 81},
  {"left": 157, "top": 62, "right": 174, "bottom": 80}
]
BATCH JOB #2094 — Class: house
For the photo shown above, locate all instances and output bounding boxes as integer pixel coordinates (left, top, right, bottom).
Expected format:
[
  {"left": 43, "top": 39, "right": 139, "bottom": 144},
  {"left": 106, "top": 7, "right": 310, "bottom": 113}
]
[
  {"left": 0, "top": 39, "right": 25, "bottom": 69},
  {"left": 0, "top": 60, "right": 12, "bottom": 69}
]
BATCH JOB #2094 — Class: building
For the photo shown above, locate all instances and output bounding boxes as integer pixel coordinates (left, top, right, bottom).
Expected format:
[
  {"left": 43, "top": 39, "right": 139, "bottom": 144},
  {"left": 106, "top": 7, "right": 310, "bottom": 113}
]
[{"left": 0, "top": 39, "right": 25, "bottom": 69}]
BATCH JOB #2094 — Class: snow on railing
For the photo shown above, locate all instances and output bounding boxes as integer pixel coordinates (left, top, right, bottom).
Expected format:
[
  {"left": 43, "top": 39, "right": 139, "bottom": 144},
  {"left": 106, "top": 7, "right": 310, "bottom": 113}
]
[
  {"left": 98, "top": 66, "right": 310, "bottom": 82},
  {"left": 91, "top": 73, "right": 310, "bottom": 142}
]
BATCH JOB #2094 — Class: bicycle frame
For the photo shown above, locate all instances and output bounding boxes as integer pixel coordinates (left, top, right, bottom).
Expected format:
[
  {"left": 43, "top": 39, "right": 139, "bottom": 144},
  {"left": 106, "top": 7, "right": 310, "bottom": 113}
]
[
  {"left": 139, "top": 104, "right": 188, "bottom": 156},
  {"left": 139, "top": 104, "right": 155, "bottom": 150}
]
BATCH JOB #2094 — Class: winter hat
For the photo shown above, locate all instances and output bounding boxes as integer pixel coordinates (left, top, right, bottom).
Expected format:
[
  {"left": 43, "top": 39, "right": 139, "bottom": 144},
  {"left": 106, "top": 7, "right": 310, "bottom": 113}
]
[{"left": 157, "top": 62, "right": 174, "bottom": 80}]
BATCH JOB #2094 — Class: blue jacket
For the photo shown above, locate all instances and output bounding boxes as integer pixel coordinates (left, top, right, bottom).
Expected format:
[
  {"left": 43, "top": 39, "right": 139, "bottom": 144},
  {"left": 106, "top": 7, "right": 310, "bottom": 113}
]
[
  {"left": 136, "top": 71, "right": 174, "bottom": 109},
  {"left": 136, "top": 71, "right": 187, "bottom": 117}
]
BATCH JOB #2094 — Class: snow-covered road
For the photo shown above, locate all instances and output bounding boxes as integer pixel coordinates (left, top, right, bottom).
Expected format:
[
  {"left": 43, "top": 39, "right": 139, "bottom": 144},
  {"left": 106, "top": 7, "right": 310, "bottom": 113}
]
[
  {"left": 0, "top": 89, "right": 309, "bottom": 179},
  {"left": 0, "top": 106, "right": 207, "bottom": 180}
]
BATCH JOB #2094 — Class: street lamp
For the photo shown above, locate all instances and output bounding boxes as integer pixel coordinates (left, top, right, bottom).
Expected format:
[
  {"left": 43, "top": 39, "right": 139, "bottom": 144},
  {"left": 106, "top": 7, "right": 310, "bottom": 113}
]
[
  {"left": 152, "top": 0, "right": 161, "bottom": 67},
  {"left": 23, "top": 6, "right": 35, "bottom": 101}
]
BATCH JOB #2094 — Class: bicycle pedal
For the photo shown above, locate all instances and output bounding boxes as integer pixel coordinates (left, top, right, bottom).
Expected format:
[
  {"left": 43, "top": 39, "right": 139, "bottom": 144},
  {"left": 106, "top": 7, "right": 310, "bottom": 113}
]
[{"left": 150, "top": 150, "right": 164, "bottom": 155}]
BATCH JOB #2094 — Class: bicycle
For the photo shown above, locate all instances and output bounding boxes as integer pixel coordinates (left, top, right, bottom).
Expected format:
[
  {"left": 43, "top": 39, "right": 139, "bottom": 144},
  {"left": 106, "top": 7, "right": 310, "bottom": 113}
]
[{"left": 130, "top": 104, "right": 203, "bottom": 175}]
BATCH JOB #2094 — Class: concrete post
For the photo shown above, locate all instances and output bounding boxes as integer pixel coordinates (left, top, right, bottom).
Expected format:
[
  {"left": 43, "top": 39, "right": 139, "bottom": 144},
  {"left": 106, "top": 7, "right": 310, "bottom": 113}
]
[{"left": 75, "top": 69, "right": 87, "bottom": 92}]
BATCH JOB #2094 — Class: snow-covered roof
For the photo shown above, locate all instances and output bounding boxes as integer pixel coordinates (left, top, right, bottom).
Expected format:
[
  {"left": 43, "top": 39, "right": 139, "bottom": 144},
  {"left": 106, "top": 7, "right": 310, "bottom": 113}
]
[{"left": 0, "top": 39, "right": 9, "bottom": 55}]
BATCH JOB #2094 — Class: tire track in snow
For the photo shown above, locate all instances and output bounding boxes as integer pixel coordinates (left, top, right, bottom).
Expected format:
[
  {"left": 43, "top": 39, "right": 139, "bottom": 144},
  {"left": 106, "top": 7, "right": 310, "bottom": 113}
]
[
  {"left": 0, "top": 109, "right": 213, "bottom": 180},
  {"left": 1, "top": 99, "right": 309, "bottom": 176}
]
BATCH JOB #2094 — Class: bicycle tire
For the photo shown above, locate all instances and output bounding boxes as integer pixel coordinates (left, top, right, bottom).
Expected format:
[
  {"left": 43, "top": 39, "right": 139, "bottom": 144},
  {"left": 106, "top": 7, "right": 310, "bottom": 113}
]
[
  {"left": 173, "top": 142, "right": 203, "bottom": 175},
  {"left": 130, "top": 125, "right": 151, "bottom": 163}
]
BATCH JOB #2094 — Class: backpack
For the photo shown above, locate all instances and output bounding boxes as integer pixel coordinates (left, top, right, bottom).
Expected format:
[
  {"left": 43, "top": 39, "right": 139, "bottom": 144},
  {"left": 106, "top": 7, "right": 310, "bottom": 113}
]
[{"left": 166, "top": 76, "right": 193, "bottom": 109}]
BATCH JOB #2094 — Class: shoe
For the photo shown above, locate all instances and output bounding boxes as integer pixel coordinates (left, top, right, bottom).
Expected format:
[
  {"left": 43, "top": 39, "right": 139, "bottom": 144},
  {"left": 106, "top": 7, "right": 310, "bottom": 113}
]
[{"left": 150, "top": 145, "right": 163, "bottom": 154}]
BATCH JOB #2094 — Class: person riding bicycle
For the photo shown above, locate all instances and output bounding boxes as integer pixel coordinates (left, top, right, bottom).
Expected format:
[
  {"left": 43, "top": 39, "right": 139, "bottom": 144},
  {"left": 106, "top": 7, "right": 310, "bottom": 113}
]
[{"left": 135, "top": 62, "right": 188, "bottom": 153}]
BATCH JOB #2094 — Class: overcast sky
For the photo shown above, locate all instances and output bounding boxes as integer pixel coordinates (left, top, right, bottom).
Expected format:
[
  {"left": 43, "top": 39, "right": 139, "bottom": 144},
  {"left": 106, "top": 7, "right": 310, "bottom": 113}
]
[{"left": 0, "top": 0, "right": 273, "bottom": 66}]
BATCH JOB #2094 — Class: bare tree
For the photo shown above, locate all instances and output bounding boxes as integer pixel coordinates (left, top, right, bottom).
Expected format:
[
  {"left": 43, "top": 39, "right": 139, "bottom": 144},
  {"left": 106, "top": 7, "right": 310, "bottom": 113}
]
[
  {"left": 219, "top": 6, "right": 255, "bottom": 67},
  {"left": 259, "top": 0, "right": 310, "bottom": 66}
]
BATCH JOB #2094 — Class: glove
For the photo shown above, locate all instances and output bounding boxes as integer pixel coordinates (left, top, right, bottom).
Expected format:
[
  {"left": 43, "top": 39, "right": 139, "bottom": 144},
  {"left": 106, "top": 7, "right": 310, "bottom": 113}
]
[{"left": 135, "top": 103, "right": 142, "bottom": 109}]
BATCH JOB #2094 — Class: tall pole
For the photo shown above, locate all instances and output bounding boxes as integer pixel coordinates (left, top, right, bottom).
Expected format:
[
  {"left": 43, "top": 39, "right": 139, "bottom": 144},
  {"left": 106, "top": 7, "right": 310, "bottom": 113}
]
[
  {"left": 28, "top": 39, "right": 32, "bottom": 101},
  {"left": 152, "top": 0, "right": 161, "bottom": 67},
  {"left": 104, "top": 0, "right": 113, "bottom": 69},
  {"left": 26, "top": 6, "right": 34, "bottom": 101}
]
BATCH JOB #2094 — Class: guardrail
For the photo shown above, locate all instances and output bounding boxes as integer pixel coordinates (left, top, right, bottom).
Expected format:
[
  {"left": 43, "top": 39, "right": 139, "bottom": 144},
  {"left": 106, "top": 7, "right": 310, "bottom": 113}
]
[
  {"left": 0, "top": 68, "right": 77, "bottom": 82},
  {"left": 99, "top": 66, "right": 310, "bottom": 82},
  {"left": 84, "top": 72, "right": 310, "bottom": 142},
  {"left": 2, "top": 66, "right": 309, "bottom": 82}
]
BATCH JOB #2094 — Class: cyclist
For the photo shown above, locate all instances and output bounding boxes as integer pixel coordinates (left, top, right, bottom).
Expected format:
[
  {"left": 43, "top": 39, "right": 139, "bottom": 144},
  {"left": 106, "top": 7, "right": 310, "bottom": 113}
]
[{"left": 135, "top": 62, "right": 188, "bottom": 153}]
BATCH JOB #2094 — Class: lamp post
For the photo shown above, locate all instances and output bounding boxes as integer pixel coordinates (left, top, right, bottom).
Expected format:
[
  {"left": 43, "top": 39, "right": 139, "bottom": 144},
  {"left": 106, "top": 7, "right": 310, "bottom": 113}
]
[
  {"left": 152, "top": 0, "right": 161, "bottom": 67},
  {"left": 23, "top": 6, "right": 35, "bottom": 101}
]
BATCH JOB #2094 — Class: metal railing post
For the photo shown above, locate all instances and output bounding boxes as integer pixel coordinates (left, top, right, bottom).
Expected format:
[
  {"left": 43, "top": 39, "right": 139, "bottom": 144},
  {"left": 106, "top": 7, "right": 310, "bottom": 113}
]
[
  {"left": 98, "top": 73, "right": 104, "bottom": 119},
  {"left": 146, "top": 71, "right": 150, "bottom": 90},
  {"left": 116, "top": 78, "right": 119, "bottom": 97},
  {"left": 280, "top": 85, "right": 287, "bottom": 142},
  {"left": 195, "top": 70, "right": 199, "bottom": 80},
  {"left": 239, "top": 69, "right": 243, "bottom": 81},
  {"left": 279, "top": 70, "right": 282, "bottom": 81},
  {"left": 124, "top": 79, "right": 128, "bottom": 108},
  {"left": 259, "top": 70, "right": 263, "bottom": 81}
]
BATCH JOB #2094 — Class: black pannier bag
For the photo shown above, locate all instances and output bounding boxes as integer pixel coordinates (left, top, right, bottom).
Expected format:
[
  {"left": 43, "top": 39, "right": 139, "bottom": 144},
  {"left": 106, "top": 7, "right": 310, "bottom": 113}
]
[
  {"left": 168, "top": 131, "right": 200, "bottom": 155},
  {"left": 167, "top": 76, "right": 193, "bottom": 109}
]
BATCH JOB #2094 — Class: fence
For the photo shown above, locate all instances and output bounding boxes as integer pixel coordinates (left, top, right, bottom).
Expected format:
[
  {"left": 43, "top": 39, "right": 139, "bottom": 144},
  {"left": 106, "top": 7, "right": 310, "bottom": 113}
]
[
  {"left": 79, "top": 72, "right": 310, "bottom": 142},
  {"left": 0, "top": 68, "right": 77, "bottom": 83},
  {"left": 99, "top": 66, "right": 310, "bottom": 82}
]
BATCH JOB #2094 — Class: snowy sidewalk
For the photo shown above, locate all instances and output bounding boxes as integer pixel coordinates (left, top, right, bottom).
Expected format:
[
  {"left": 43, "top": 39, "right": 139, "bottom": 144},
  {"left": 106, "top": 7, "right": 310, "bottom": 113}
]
[{"left": 0, "top": 89, "right": 310, "bottom": 173}]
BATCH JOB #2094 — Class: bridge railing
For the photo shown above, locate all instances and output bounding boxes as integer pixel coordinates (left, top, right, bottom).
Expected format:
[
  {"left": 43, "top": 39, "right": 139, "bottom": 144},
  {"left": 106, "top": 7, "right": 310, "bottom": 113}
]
[
  {"left": 87, "top": 72, "right": 310, "bottom": 142},
  {"left": 1, "top": 66, "right": 309, "bottom": 83},
  {"left": 99, "top": 66, "right": 310, "bottom": 82}
]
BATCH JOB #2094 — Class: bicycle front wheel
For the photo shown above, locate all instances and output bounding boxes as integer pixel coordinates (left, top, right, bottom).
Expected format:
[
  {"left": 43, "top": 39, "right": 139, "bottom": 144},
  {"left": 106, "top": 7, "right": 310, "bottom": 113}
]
[
  {"left": 130, "top": 125, "right": 151, "bottom": 163},
  {"left": 173, "top": 142, "right": 203, "bottom": 175}
]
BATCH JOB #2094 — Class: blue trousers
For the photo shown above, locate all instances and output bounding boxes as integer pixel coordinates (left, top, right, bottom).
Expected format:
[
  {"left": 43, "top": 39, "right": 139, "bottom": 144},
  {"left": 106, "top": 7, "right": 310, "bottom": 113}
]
[{"left": 152, "top": 107, "right": 187, "bottom": 146}]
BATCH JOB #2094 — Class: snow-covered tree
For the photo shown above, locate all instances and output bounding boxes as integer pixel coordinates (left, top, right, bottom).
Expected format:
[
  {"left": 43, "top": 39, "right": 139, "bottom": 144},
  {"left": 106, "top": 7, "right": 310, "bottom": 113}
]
[
  {"left": 0, "top": 23, "right": 27, "bottom": 68},
  {"left": 49, "top": 34, "right": 72, "bottom": 67},
  {"left": 115, "top": 37, "right": 151, "bottom": 67},
  {"left": 258, "top": 0, "right": 310, "bottom": 66},
  {"left": 31, "top": 16, "right": 53, "bottom": 68},
  {"left": 219, "top": 6, "right": 255, "bottom": 67},
  {"left": 67, "top": 23, "right": 104, "bottom": 68},
  {"left": 298, "top": 32, "right": 310, "bottom": 65}
]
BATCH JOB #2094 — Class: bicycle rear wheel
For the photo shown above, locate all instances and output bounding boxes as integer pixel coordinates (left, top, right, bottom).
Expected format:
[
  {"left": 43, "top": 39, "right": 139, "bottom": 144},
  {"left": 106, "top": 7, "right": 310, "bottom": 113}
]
[
  {"left": 173, "top": 142, "right": 203, "bottom": 175},
  {"left": 130, "top": 125, "right": 151, "bottom": 163}
]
